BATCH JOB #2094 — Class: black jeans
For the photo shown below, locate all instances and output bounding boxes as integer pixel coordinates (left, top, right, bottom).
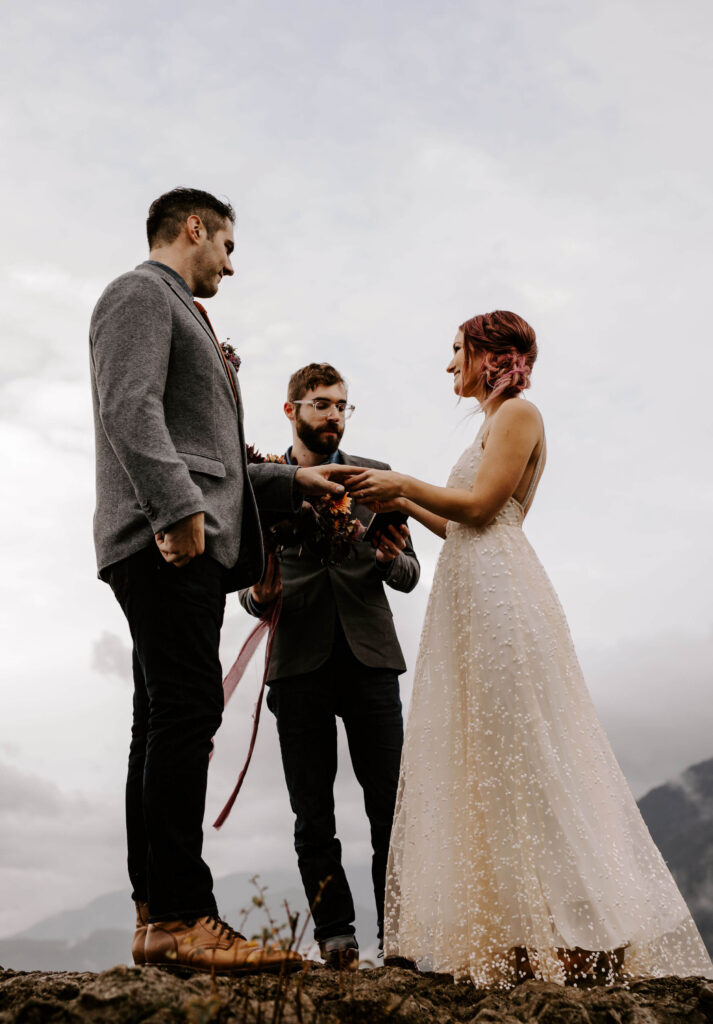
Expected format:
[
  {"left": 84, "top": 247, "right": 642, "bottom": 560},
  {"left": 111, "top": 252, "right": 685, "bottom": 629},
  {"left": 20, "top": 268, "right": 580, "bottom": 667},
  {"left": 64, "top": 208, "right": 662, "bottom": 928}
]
[
  {"left": 105, "top": 545, "right": 226, "bottom": 922},
  {"left": 266, "top": 622, "right": 404, "bottom": 943}
]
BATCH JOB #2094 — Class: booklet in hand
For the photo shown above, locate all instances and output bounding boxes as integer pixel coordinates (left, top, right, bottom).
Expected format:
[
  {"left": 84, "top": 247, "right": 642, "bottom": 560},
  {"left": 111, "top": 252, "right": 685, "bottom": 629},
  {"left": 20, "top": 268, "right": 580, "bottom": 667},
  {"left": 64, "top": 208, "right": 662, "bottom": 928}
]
[{"left": 363, "top": 509, "right": 409, "bottom": 543}]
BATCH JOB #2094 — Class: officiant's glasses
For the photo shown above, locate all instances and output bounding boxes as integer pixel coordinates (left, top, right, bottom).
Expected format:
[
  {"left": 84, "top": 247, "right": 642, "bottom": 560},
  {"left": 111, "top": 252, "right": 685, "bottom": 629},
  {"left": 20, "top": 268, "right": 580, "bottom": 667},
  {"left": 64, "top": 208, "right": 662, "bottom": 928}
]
[{"left": 292, "top": 399, "right": 355, "bottom": 419}]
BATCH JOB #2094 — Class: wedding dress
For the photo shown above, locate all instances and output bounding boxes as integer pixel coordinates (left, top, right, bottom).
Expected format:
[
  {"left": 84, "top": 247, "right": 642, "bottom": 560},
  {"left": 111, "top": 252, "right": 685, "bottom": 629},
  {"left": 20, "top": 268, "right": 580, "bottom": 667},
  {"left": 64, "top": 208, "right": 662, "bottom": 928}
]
[{"left": 383, "top": 422, "right": 712, "bottom": 986}]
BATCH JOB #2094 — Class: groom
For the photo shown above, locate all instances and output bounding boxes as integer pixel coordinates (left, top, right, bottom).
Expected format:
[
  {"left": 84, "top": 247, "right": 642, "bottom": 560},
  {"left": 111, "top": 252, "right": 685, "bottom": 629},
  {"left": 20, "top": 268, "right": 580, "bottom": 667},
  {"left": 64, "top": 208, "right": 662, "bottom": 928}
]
[
  {"left": 89, "top": 188, "right": 347, "bottom": 973},
  {"left": 240, "top": 362, "right": 420, "bottom": 967}
]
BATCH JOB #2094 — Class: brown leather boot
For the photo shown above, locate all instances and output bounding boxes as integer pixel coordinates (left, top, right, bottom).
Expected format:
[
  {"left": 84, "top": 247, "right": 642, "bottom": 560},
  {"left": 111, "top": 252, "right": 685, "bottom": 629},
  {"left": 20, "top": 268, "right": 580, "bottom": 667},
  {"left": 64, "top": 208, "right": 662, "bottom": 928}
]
[
  {"left": 132, "top": 900, "right": 150, "bottom": 966},
  {"left": 557, "top": 945, "right": 627, "bottom": 986},
  {"left": 512, "top": 946, "right": 536, "bottom": 983},
  {"left": 144, "top": 914, "right": 302, "bottom": 974}
]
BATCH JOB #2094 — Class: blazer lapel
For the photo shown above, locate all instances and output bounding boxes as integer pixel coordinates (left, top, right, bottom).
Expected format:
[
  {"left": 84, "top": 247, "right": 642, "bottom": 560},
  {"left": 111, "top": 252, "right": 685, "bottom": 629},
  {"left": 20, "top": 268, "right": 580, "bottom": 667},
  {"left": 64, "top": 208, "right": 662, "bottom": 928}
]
[{"left": 142, "top": 264, "right": 240, "bottom": 408}]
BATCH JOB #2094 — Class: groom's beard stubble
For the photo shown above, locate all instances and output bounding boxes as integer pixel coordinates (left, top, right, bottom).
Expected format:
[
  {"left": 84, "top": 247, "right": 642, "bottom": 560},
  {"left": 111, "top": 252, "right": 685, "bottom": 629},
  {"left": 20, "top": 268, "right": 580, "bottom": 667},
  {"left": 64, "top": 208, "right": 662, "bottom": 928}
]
[{"left": 295, "top": 414, "right": 344, "bottom": 456}]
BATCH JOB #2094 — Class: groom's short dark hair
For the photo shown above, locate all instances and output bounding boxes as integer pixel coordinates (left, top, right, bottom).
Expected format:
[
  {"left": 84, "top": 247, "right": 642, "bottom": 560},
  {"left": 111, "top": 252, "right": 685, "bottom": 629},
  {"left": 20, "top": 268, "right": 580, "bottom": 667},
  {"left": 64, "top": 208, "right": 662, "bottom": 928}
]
[
  {"left": 288, "top": 363, "right": 346, "bottom": 402},
  {"left": 147, "top": 188, "right": 236, "bottom": 247}
]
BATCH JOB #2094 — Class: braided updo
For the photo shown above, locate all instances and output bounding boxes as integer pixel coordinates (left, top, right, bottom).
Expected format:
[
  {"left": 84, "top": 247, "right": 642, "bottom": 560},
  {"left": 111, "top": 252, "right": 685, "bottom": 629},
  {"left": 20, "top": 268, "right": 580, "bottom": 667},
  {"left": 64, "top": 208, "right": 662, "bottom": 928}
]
[{"left": 459, "top": 311, "right": 537, "bottom": 404}]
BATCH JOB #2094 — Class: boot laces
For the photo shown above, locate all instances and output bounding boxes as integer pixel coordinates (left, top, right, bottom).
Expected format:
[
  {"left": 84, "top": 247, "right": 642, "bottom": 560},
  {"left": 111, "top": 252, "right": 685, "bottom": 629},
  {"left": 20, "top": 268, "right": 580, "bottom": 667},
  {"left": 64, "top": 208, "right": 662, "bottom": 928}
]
[{"left": 206, "top": 914, "right": 245, "bottom": 942}]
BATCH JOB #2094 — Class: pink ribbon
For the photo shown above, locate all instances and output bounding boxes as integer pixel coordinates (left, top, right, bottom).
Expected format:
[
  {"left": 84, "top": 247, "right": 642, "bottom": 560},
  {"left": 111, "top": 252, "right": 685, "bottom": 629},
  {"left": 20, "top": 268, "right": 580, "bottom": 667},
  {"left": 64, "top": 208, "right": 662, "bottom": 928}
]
[{"left": 212, "top": 596, "right": 282, "bottom": 829}]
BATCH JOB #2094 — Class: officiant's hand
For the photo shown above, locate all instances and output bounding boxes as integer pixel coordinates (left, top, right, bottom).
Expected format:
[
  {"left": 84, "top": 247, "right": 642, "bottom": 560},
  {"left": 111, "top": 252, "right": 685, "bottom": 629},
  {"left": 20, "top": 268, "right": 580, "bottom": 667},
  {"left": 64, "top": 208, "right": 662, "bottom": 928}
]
[
  {"left": 374, "top": 524, "right": 410, "bottom": 564},
  {"left": 250, "top": 553, "right": 282, "bottom": 605},
  {"left": 294, "top": 464, "right": 350, "bottom": 497}
]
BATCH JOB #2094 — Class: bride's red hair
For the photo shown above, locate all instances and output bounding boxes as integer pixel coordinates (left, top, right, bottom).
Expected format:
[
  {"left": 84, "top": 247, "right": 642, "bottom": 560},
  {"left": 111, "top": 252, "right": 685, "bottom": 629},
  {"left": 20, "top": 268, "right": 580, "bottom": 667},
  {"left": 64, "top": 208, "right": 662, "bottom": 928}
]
[{"left": 459, "top": 311, "right": 537, "bottom": 404}]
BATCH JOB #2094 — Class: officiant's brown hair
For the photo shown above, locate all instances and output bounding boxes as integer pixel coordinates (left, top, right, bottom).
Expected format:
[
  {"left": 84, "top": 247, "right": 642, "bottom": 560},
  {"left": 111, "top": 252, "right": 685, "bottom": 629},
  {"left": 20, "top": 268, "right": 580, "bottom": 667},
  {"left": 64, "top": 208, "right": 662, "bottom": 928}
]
[{"left": 288, "top": 363, "right": 346, "bottom": 403}]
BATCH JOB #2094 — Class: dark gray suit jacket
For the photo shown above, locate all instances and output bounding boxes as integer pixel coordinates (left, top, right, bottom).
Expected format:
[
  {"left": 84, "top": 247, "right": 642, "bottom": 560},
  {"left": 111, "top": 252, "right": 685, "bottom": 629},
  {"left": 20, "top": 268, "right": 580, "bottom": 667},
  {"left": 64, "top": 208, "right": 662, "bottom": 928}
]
[
  {"left": 239, "top": 452, "right": 420, "bottom": 680},
  {"left": 89, "top": 261, "right": 298, "bottom": 590}
]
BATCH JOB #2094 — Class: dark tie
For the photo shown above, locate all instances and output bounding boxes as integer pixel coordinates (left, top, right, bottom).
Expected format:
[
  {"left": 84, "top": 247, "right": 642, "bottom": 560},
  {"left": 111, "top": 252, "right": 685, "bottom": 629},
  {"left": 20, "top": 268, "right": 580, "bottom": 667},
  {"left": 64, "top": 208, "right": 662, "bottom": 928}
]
[{"left": 193, "top": 300, "right": 238, "bottom": 405}]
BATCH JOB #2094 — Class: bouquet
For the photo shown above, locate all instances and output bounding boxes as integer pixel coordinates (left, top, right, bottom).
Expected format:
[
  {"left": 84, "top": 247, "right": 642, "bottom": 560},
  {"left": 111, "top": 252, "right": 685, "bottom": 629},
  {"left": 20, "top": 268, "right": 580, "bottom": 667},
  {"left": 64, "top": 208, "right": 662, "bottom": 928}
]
[{"left": 247, "top": 445, "right": 363, "bottom": 565}]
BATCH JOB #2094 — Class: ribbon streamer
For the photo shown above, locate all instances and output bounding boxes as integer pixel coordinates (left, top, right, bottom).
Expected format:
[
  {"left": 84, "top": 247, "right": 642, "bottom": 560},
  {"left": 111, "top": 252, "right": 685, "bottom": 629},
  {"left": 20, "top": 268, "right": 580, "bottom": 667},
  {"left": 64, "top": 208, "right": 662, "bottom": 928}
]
[{"left": 213, "top": 595, "right": 282, "bottom": 829}]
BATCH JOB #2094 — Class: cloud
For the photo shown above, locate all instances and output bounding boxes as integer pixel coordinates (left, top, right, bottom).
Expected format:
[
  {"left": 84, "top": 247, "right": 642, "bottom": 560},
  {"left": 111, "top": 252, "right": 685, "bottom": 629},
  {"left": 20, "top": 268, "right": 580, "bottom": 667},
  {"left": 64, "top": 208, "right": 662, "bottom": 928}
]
[
  {"left": 580, "top": 631, "right": 713, "bottom": 798},
  {"left": 0, "top": 760, "right": 126, "bottom": 936},
  {"left": 91, "top": 632, "right": 132, "bottom": 684},
  {"left": 0, "top": 762, "right": 64, "bottom": 817},
  {"left": 2, "top": 0, "right": 712, "bottom": 939}
]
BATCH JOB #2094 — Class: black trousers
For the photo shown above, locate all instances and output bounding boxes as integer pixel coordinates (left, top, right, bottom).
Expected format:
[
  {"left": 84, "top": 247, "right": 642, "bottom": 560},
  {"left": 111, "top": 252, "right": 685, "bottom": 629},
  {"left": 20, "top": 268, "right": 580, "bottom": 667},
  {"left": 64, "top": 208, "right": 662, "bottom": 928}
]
[
  {"left": 106, "top": 545, "right": 226, "bottom": 922},
  {"left": 266, "top": 621, "right": 404, "bottom": 943}
]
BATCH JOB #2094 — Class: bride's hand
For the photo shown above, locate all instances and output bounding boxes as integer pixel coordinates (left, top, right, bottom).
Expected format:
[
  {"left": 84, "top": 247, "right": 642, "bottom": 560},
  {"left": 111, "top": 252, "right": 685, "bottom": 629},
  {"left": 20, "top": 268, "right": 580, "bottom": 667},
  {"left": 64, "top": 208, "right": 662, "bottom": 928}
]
[{"left": 345, "top": 469, "right": 404, "bottom": 504}]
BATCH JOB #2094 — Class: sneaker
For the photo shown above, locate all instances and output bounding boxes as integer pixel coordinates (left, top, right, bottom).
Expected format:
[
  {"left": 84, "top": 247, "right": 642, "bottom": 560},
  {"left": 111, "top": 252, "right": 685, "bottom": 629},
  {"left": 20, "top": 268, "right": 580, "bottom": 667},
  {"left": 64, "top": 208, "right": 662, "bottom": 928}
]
[
  {"left": 145, "top": 914, "right": 302, "bottom": 975},
  {"left": 132, "top": 900, "right": 149, "bottom": 966},
  {"left": 319, "top": 933, "right": 359, "bottom": 970}
]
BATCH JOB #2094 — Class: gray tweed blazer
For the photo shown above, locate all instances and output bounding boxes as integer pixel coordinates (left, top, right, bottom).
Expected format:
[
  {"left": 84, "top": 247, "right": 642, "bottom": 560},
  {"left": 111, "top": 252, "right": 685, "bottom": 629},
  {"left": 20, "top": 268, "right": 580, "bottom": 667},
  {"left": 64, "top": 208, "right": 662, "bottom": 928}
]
[
  {"left": 89, "top": 261, "right": 297, "bottom": 590},
  {"left": 239, "top": 452, "right": 420, "bottom": 680}
]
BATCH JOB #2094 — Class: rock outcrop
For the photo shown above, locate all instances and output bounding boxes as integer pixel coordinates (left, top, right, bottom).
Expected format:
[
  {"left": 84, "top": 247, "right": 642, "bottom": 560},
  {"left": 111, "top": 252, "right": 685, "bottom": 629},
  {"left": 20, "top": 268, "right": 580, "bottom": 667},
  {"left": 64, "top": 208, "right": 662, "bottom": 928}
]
[{"left": 1, "top": 963, "right": 713, "bottom": 1024}]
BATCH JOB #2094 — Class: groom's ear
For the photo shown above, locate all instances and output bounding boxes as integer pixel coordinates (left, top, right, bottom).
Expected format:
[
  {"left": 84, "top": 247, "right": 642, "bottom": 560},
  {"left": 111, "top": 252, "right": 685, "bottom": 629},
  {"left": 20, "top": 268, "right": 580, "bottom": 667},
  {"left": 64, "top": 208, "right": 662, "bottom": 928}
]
[
  {"left": 284, "top": 401, "right": 296, "bottom": 422},
  {"left": 185, "top": 214, "right": 204, "bottom": 245}
]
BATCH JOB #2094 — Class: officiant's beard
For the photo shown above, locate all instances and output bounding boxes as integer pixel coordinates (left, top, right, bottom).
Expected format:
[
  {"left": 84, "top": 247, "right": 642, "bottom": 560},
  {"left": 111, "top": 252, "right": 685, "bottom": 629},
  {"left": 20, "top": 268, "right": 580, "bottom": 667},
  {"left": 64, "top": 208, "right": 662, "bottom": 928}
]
[{"left": 295, "top": 413, "right": 344, "bottom": 456}]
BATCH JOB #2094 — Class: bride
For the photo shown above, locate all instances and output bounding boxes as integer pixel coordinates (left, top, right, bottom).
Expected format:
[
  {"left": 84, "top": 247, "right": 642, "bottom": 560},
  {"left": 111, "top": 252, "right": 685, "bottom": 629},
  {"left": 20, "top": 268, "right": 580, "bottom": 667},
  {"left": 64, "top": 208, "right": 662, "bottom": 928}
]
[{"left": 347, "top": 311, "right": 712, "bottom": 987}]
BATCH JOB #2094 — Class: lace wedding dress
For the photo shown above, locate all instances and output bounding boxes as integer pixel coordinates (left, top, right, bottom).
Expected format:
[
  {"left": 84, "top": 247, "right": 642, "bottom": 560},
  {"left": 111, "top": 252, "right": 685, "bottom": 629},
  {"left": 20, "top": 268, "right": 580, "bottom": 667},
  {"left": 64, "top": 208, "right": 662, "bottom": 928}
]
[{"left": 383, "top": 424, "right": 712, "bottom": 986}]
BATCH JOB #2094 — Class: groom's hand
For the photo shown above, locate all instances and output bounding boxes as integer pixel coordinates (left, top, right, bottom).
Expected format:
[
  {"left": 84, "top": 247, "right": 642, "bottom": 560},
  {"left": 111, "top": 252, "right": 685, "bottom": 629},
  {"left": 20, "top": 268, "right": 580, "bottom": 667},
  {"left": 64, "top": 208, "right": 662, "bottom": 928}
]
[
  {"left": 155, "top": 512, "right": 205, "bottom": 567},
  {"left": 294, "top": 464, "right": 350, "bottom": 497}
]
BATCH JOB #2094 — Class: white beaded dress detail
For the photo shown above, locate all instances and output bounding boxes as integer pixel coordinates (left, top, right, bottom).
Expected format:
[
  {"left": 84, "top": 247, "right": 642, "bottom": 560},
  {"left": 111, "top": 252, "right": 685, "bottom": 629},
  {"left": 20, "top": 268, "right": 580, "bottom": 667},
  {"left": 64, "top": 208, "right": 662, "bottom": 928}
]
[{"left": 383, "top": 425, "right": 712, "bottom": 986}]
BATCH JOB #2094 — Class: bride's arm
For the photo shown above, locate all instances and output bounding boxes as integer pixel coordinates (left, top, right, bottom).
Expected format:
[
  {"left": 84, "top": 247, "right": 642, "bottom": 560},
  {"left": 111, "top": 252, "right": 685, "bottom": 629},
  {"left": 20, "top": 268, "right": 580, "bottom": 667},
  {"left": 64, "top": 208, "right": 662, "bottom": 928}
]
[{"left": 349, "top": 401, "right": 543, "bottom": 530}]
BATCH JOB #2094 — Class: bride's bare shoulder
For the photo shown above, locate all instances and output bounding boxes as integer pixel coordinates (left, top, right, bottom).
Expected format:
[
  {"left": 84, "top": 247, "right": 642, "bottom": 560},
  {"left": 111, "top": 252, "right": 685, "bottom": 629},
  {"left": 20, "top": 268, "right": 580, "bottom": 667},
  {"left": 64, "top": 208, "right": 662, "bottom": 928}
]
[{"left": 492, "top": 398, "right": 544, "bottom": 434}]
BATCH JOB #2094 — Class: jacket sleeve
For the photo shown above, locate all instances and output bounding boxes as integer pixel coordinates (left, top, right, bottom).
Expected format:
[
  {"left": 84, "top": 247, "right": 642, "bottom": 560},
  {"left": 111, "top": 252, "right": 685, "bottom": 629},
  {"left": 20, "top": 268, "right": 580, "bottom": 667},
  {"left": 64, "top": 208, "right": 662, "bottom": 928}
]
[
  {"left": 247, "top": 461, "right": 301, "bottom": 512},
  {"left": 237, "top": 586, "right": 269, "bottom": 618},
  {"left": 90, "top": 273, "right": 205, "bottom": 534},
  {"left": 376, "top": 532, "right": 420, "bottom": 593}
]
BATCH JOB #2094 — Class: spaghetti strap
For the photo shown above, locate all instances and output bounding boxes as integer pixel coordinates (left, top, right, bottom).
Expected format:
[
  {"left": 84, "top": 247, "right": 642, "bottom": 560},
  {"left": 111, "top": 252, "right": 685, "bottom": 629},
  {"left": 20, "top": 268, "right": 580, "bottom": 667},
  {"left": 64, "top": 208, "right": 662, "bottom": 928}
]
[{"left": 521, "top": 439, "right": 546, "bottom": 511}]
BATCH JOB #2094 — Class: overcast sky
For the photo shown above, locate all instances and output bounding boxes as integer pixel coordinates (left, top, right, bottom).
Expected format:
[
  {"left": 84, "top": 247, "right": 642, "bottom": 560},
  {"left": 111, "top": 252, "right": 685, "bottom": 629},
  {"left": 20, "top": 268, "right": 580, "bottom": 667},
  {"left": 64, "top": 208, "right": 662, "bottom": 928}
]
[{"left": 1, "top": 0, "right": 712, "bottom": 939}]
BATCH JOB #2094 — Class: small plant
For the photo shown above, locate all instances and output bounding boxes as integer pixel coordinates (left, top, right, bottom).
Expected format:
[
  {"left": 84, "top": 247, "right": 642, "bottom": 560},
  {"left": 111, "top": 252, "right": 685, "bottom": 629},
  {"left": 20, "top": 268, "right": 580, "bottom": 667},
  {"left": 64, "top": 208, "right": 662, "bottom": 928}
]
[{"left": 229, "top": 875, "right": 337, "bottom": 1024}]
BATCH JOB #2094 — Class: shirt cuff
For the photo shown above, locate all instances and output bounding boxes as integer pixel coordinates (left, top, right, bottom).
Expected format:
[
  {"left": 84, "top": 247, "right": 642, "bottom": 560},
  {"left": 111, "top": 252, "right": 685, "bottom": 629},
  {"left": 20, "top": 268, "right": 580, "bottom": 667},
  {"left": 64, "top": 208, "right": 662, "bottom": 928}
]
[
  {"left": 375, "top": 555, "right": 396, "bottom": 581},
  {"left": 246, "top": 592, "right": 269, "bottom": 617}
]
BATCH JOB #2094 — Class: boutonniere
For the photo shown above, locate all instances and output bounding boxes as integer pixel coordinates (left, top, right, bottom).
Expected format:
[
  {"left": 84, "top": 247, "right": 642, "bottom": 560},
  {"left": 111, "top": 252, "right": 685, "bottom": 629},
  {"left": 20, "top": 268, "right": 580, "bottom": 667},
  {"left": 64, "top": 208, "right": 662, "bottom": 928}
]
[{"left": 220, "top": 340, "right": 241, "bottom": 373}]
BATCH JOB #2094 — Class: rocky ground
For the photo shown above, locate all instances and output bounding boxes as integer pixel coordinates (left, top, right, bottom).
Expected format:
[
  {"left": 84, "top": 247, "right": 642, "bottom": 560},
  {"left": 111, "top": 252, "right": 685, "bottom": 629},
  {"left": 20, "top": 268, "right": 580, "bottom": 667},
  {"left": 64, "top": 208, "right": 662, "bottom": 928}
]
[{"left": 1, "top": 963, "right": 713, "bottom": 1024}]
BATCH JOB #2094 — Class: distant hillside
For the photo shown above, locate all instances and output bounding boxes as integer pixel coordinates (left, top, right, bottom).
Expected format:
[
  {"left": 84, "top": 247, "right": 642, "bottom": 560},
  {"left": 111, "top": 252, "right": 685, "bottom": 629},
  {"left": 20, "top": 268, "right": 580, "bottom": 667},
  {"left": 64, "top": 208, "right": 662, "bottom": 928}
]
[
  {"left": 637, "top": 755, "right": 713, "bottom": 955},
  {"left": 0, "top": 866, "right": 378, "bottom": 973},
  {"left": 1, "top": 758, "right": 711, "bottom": 973}
]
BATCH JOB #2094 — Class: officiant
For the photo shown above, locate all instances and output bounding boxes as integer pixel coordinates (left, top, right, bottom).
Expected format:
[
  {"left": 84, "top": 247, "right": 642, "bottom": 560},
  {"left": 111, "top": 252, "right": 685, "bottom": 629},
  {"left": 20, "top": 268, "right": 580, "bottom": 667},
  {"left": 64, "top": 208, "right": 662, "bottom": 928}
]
[{"left": 239, "top": 362, "right": 419, "bottom": 968}]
